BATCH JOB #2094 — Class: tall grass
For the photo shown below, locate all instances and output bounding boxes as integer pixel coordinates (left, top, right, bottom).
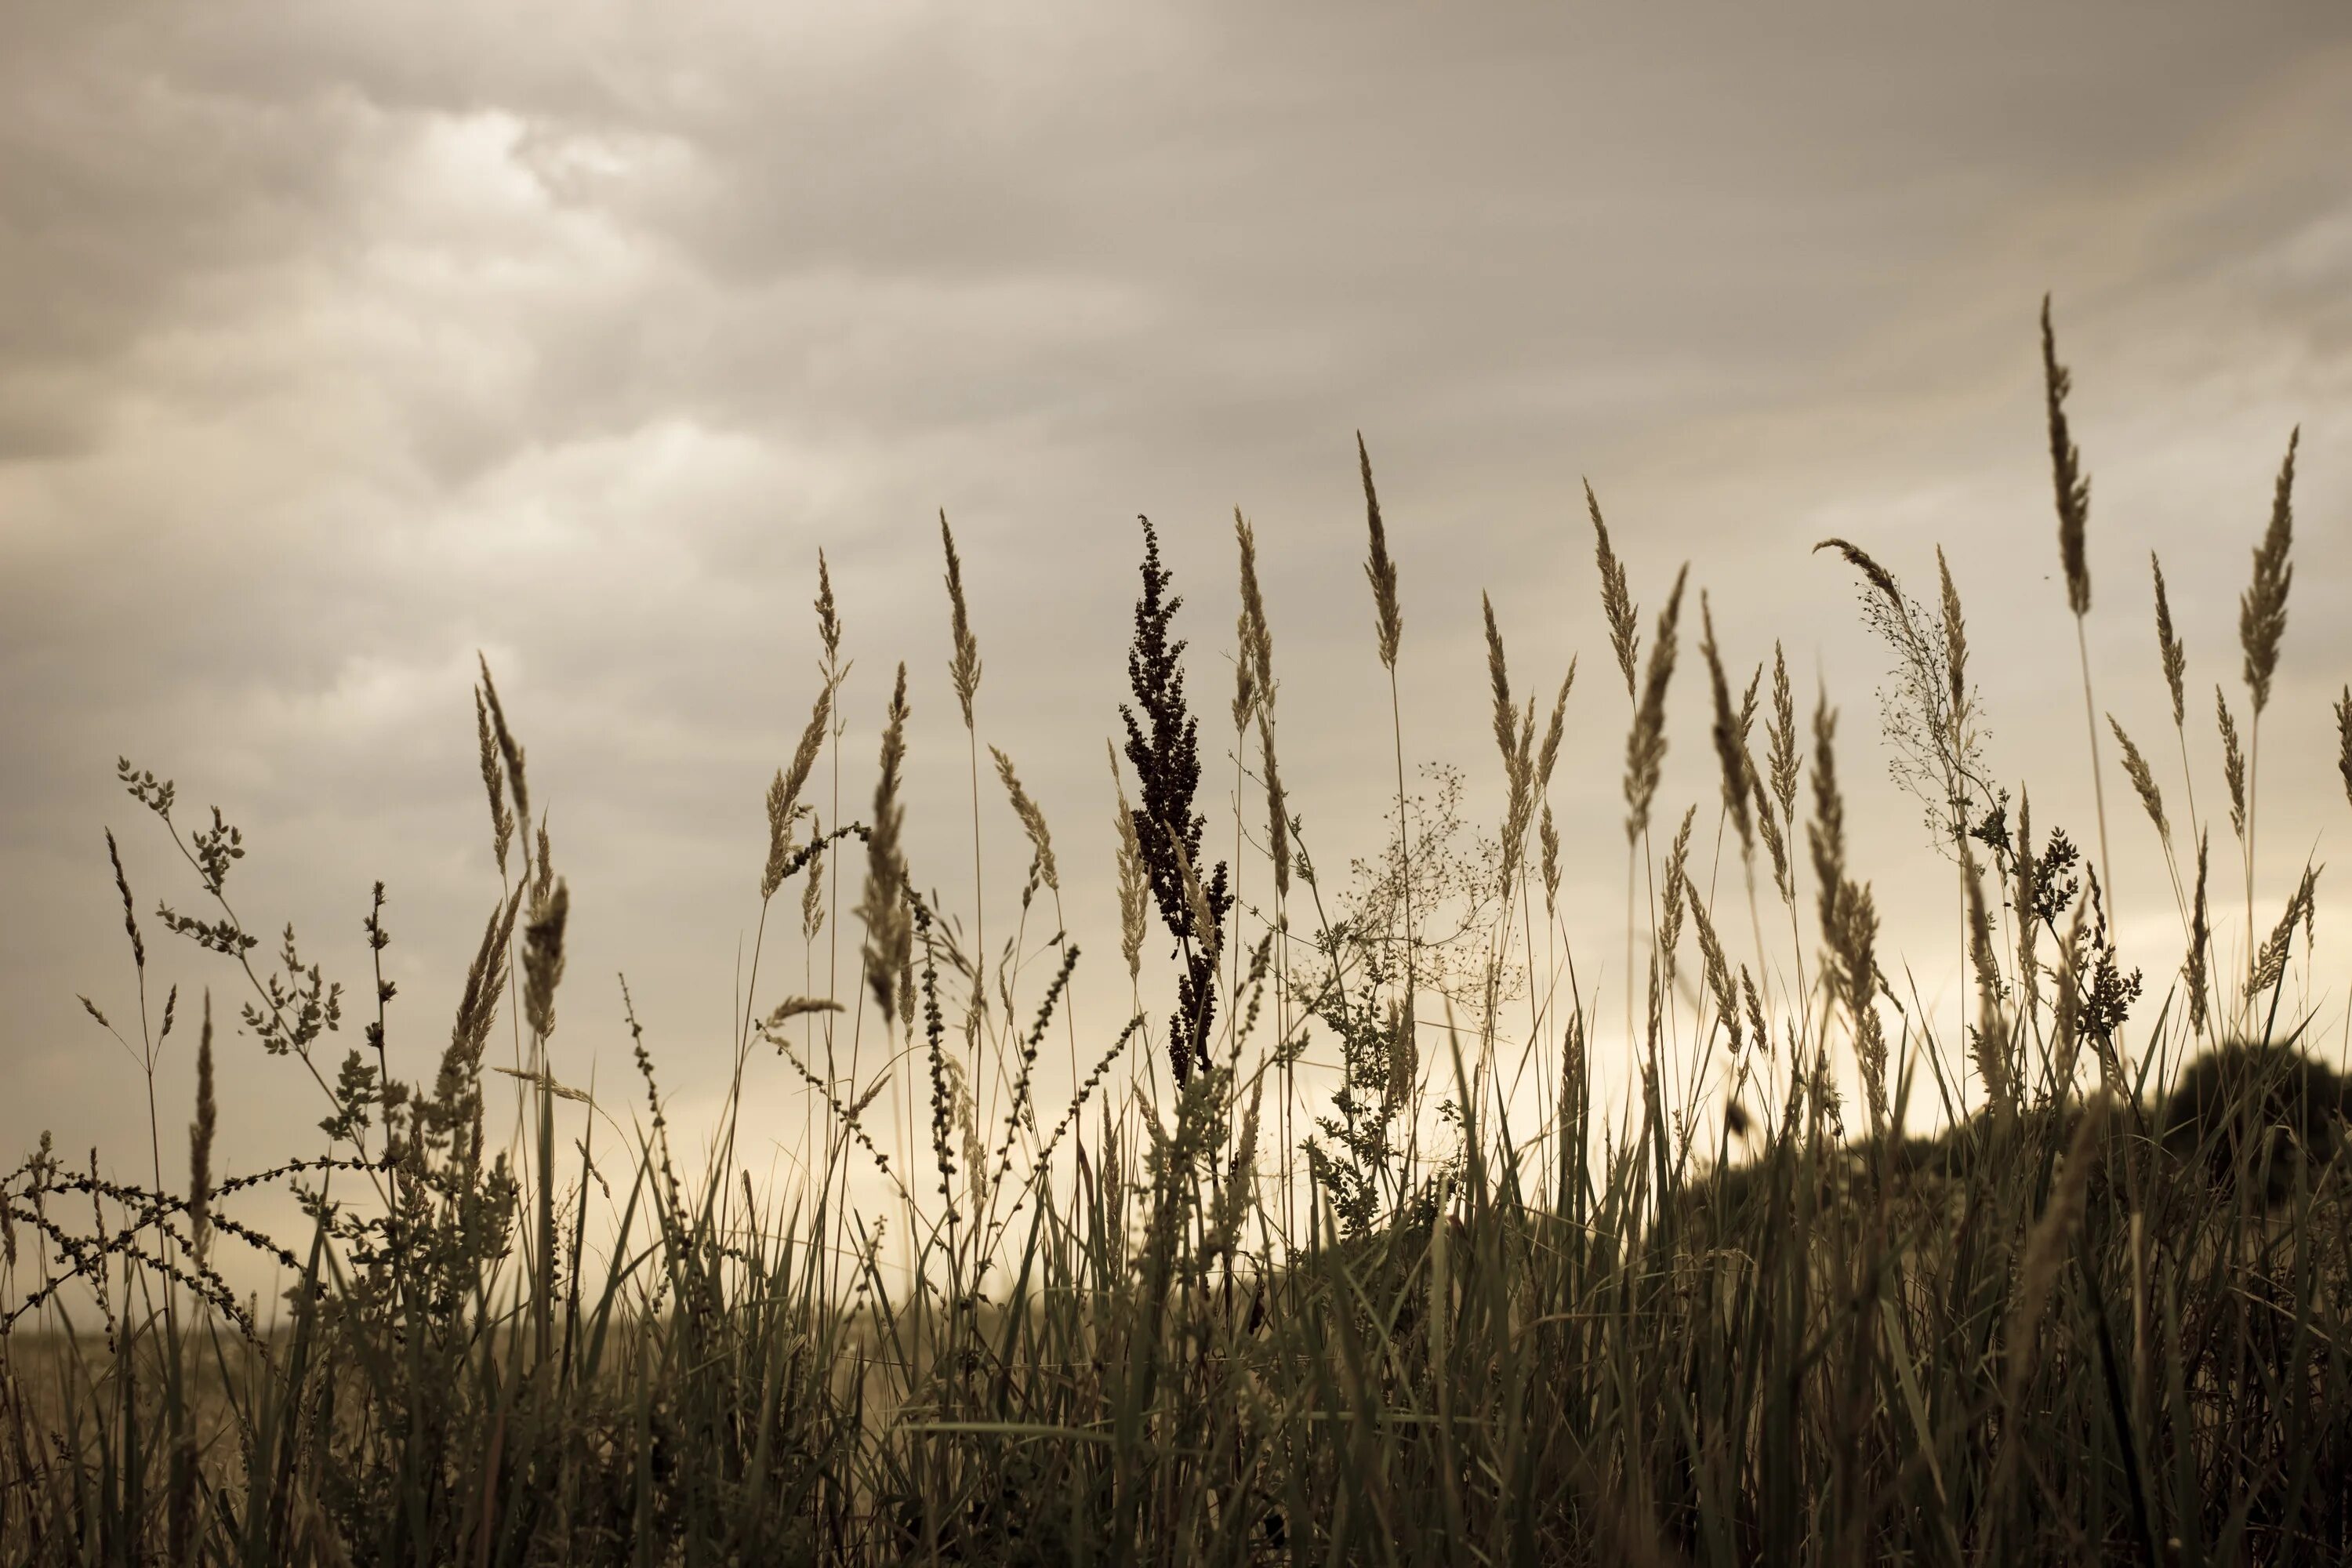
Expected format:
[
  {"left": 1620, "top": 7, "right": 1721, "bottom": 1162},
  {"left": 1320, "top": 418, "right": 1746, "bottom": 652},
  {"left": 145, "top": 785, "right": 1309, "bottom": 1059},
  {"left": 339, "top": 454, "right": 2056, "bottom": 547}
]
[{"left": 5, "top": 314, "right": 2350, "bottom": 1566}]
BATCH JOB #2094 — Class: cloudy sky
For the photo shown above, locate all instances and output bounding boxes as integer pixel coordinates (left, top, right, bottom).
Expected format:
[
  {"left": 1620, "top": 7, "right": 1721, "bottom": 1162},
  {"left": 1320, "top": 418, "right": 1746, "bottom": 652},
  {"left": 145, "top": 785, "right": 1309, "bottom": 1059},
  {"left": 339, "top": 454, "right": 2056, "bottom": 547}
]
[{"left": 5, "top": 0, "right": 2350, "bottom": 1298}]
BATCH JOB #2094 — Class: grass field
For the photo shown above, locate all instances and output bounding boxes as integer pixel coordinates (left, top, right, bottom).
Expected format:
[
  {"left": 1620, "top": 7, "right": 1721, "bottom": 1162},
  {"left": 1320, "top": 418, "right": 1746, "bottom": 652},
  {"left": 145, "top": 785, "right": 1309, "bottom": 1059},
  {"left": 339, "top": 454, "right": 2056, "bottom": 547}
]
[{"left": 5, "top": 309, "right": 2349, "bottom": 1564}]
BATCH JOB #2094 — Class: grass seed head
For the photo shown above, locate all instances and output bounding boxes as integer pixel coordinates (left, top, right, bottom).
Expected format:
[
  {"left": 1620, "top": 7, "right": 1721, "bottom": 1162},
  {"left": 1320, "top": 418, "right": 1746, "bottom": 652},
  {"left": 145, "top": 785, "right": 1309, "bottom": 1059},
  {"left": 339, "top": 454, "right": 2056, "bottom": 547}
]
[
  {"left": 2239, "top": 426, "right": 2299, "bottom": 717},
  {"left": 1358, "top": 432, "right": 1403, "bottom": 670},
  {"left": 2152, "top": 552, "right": 2187, "bottom": 728},
  {"left": 2041, "top": 294, "right": 2092, "bottom": 619}
]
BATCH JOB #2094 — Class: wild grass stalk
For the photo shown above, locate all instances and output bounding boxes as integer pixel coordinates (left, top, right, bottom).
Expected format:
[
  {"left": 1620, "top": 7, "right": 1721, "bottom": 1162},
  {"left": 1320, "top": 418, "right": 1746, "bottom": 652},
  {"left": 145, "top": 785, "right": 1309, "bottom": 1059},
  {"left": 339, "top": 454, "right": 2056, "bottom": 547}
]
[
  {"left": 2042, "top": 298, "right": 2117, "bottom": 924},
  {"left": 1356, "top": 434, "right": 1415, "bottom": 1145},
  {"left": 2238, "top": 428, "right": 2301, "bottom": 994}
]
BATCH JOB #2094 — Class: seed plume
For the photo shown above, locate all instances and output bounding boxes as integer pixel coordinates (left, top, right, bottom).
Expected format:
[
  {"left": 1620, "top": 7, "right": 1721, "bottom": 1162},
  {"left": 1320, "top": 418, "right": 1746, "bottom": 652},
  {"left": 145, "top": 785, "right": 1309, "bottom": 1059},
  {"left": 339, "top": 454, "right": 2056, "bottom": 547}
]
[
  {"left": 1588, "top": 480, "right": 1639, "bottom": 699},
  {"left": 2042, "top": 295, "right": 2092, "bottom": 618},
  {"left": 1623, "top": 564, "right": 1690, "bottom": 845},
  {"left": 2238, "top": 427, "right": 2299, "bottom": 717},
  {"left": 2151, "top": 553, "right": 2187, "bottom": 728},
  {"left": 1357, "top": 432, "right": 1403, "bottom": 671}
]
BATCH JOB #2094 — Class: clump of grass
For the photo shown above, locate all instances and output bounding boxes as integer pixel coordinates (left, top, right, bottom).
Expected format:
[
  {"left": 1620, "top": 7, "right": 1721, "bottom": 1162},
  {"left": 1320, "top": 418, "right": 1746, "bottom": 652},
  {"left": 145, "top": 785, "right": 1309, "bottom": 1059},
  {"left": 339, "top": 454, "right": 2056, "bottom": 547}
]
[{"left": 14, "top": 310, "right": 2352, "bottom": 1567}]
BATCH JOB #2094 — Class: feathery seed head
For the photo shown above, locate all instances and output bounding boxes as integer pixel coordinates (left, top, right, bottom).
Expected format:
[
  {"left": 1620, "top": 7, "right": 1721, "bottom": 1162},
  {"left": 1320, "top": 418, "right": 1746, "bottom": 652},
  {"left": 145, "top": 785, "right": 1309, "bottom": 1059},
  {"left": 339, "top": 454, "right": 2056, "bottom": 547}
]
[
  {"left": 815, "top": 548, "right": 842, "bottom": 672},
  {"left": 940, "top": 509, "right": 983, "bottom": 728},
  {"left": 1258, "top": 709, "right": 1290, "bottom": 902},
  {"left": 2218, "top": 685, "right": 2247, "bottom": 842},
  {"left": 2042, "top": 296, "right": 2092, "bottom": 619},
  {"left": 1700, "top": 593, "right": 1754, "bottom": 858},
  {"left": 1358, "top": 433, "right": 1403, "bottom": 670},
  {"left": 1768, "top": 642, "right": 1798, "bottom": 823},
  {"left": 2106, "top": 714, "right": 2168, "bottom": 844},
  {"left": 476, "top": 654, "right": 531, "bottom": 863},
  {"left": 991, "top": 746, "right": 1058, "bottom": 895},
  {"left": 1587, "top": 479, "right": 1639, "bottom": 699},
  {"left": 1537, "top": 659, "right": 1577, "bottom": 793},
  {"left": 859, "top": 665, "right": 913, "bottom": 1026},
  {"left": 1109, "top": 742, "right": 1149, "bottom": 984},
  {"left": 474, "top": 686, "right": 514, "bottom": 876},
  {"left": 762, "top": 684, "right": 833, "bottom": 902},
  {"left": 1622, "top": 564, "right": 1690, "bottom": 844},
  {"left": 2335, "top": 687, "right": 2352, "bottom": 812},
  {"left": 189, "top": 992, "right": 216, "bottom": 1269},
  {"left": 2151, "top": 553, "right": 2187, "bottom": 728},
  {"left": 2185, "top": 829, "right": 2212, "bottom": 1037},
  {"left": 2239, "top": 426, "right": 2299, "bottom": 716}
]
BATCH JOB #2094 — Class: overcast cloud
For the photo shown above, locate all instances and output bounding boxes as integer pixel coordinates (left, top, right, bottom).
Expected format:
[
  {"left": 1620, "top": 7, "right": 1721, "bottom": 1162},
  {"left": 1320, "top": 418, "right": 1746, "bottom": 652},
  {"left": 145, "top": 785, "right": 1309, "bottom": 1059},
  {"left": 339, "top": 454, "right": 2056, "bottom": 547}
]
[{"left": 5, "top": 0, "right": 2350, "bottom": 1298}]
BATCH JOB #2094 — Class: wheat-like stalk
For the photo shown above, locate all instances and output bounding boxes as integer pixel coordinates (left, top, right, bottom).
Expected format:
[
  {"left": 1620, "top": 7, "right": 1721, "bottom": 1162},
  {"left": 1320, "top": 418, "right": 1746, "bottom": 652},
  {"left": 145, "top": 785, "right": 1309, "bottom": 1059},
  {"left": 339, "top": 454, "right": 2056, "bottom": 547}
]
[
  {"left": 2217, "top": 686, "right": 2247, "bottom": 845},
  {"left": 1700, "top": 593, "right": 1755, "bottom": 862},
  {"left": 2335, "top": 686, "right": 2352, "bottom": 812},
  {"left": 858, "top": 665, "right": 912, "bottom": 1027},
  {"left": 2237, "top": 426, "right": 2301, "bottom": 1004},
  {"left": 187, "top": 993, "right": 216, "bottom": 1272},
  {"left": 2238, "top": 428, "right": 2300, "bottom": 720},
  {"left": 521, "top": 880, "right": 568, "bottom": 1043},
  {"left": 2184, "top": 829, "right": 2212, "bottom": 1038},
  {"left": 2040, "top": 299, "right": 2114, "bottom": 911},
  {"left": 1622, "top": 565, "right": 1690, "bottom": 847},
  {"left": 1108, "top": 742, "right": 1148, "bottom": 995},
  {"left": 2151, "top": 553, "right": 2187, "bottom": 728},
  {"left": 991, "top": 747, "right": 1058, "bottom": 898},
  {"left": 476, "top": 653, "right": 532, "bottom": 877},
  {"left": 762, "top": 685, "right": 833, "bottom": 902},
  {"left": 1587, "top": 480, "right": 1639, "bottom": 699},
  {"left": 1358, "top": 434, "right": 1403, "bottom": 672}
]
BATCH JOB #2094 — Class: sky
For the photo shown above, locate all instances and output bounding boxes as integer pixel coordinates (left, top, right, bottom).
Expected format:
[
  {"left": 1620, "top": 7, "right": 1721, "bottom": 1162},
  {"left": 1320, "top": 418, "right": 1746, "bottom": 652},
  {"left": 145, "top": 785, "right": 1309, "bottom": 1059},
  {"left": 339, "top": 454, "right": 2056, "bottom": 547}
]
[{"left": 5, "top": 0, "right": 2351, "bottom": 1305}]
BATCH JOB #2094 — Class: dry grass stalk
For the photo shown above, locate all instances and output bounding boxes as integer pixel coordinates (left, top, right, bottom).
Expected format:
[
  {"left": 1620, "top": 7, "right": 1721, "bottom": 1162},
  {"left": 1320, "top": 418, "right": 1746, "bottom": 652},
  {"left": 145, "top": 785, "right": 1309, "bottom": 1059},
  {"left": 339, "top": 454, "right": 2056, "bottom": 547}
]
[
  {"left": 1540, "top": 802, "right": 1562, "bottom": 917},
  {"left": 1258, "top": 709, "right": 1290, "bottom": 902},
  {"left": 1682, "top": 877, "right": 1742, "bottom": 1053},
  {"left": 2011, "top": 792, "right": 2042, "bottom": 1029},
  {"left": 940, "top": 509, "right": 983, "bottom": 727},
  {"left": 1108, "top": 742, "right": 1149, "bottom": 987},
  {"left": 1234, "top": 509, "right": 1274, "bottom": 730},
  {"left": 1357, "top": 432, "right": 1403, "bottom": 671},
  {"left": 1936, "top": 546, "right": 1970, "bottom": 734},
  {"left": 1622, "top": 565, "right": 1690, "bottom": 845},
  {"left": 1659, "top": 807, "right": 1697, "bottom": 987},
  {"left": 2336, "top": 686, "right": 2352, "bottom": 811},
  {"left": 188, "top": 992, "right": 215, "bottom": 1270},
  {"left": 1766, "top": 643, "right": 1798, "bottom": 826},
  {"left": 1700, "top": 594, "right": 1754, "bottom": 859},
  {"left": 2039, "top": 300, "right": 2115, "bottom": 907},
  {"left": 1587, "top": 481, "right": 1640, "bottom": 699},
  {"left": 1809, "top": 695, "right": 1888, "bottom": 1131},
  {"left": 1964, "top": 848, "right": 2012, "bottom": 1112},
  {"left": 2217, "top": 686, "right": 2247, "bottom": 844},
  {"left": 2238, "top": 427, "right": 2300, "bottom": 719},
  {"left": 476, "top": 654, "right": 532, "bottom": 874},
  {"left": 2042, "top": 296, "right": 2092, "bottom": 618},
  {"left": 2247, "top": 862, "right": 2320, "bottom": 1003},
  {"left": 1484, "top": 593, "right": 1537, "bottom": 895},
  {"left": 800, "top": 826, "right": 826, "bottom": 942},
  {"left": 472, "top": 686, "right": 515, "bottom": 877},
  {"left": 521, "top": 879, "right": 568, "bottom": 1042},
  {"left": 2105, "top": 715, "right": 2168, "bottom": 844},
  {"left": 990, "top": 747, "right": 1058, "bottom": 896},
  {"left": 2184, "top": 830, "right": 2212, "bottom": 1037},
  {"left": 858, "top": 665, "right": 913, "bottom": 1026},
  {"left": 2151, "top": 553, "right": 2187, "bottom": 728},
  {"left": 762, "top": 684, "right": 833, "bottom": 902}
]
